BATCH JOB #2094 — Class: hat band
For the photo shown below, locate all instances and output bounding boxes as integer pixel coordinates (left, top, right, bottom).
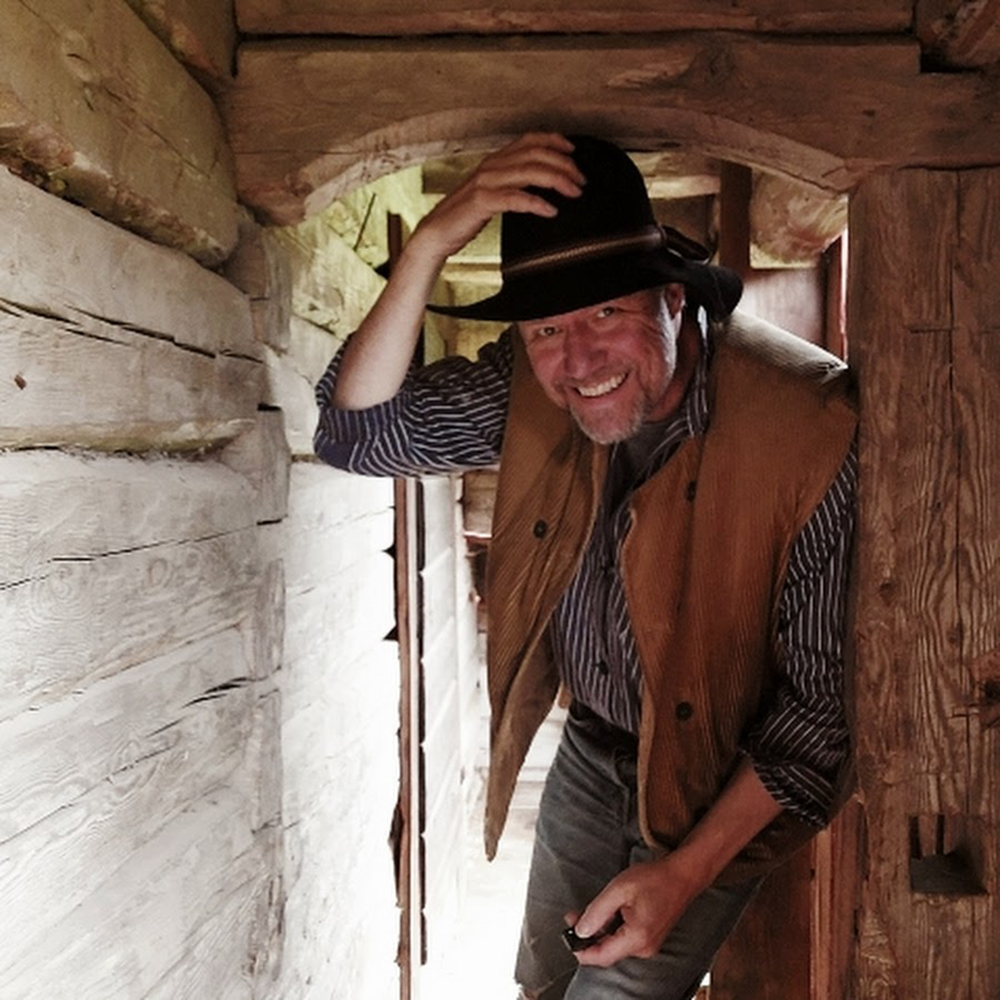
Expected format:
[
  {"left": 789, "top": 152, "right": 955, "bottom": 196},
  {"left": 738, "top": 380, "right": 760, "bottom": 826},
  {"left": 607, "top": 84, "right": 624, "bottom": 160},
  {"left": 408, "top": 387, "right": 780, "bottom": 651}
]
[{"left": 502, "top": 225, "right": 669, "bottom": 279}]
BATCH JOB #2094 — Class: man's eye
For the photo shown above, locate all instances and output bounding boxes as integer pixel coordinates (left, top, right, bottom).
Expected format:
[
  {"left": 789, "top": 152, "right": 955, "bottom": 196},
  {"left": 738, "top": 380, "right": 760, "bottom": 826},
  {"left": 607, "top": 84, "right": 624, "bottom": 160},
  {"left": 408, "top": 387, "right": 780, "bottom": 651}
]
[
  {"left": 596, "top": 306, "right": 618, "bottom": 319},
  {"left": 536, "top": 325, "right": 559, "bottom": 338}
]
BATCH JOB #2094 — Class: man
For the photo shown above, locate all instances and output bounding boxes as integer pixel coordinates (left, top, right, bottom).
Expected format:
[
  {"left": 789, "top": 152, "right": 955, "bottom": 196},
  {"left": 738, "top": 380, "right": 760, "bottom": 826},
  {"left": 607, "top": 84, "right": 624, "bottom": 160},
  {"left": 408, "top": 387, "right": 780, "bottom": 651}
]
[{"left": 315, "top": 134, "right": 857, "bottom": 999}]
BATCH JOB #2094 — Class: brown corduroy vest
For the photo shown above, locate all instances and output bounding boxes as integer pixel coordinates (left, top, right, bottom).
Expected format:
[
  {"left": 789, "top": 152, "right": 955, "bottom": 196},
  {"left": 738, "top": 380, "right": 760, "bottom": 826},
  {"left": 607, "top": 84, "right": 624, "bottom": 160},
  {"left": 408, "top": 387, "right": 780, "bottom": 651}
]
[{"left": 482, "top": 311, "right": 858, "bottom": 880}]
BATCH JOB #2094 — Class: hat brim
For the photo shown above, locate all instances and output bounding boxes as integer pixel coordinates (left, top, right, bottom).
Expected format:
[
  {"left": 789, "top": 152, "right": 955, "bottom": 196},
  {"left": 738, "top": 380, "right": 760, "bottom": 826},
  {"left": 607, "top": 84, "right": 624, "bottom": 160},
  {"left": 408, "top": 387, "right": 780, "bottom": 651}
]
[{"left": 427, "top": 249, "right": 742, "bottom": 323}]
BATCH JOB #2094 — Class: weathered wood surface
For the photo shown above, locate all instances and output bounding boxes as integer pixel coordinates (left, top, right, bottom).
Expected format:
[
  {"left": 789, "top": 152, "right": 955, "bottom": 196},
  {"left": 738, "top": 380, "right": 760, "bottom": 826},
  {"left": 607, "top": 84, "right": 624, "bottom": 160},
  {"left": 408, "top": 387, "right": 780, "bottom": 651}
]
[
  {"left": 1, "top": 0, "right": 239, "bottom": 263},
  {"left": 263, "top": 316, "right": 345, "bottom": 455},
  {"left": 0, "top": 304, "right": 259, "bottom": 451},
  {"left": 126, "top": 0, "right": 237, "bottom": 93},
  {"left": 236, "top": 0, "right": 911, "bottom": 36},
  {"left": 223, "top": 218, "right": 294, "bottom": 351},
  {"left": 220, "top": 409, "right": 292, "bottom": 524},
  {"left": 273, "top": 459, "right": 399, "bottom": 999},
  {"left": 850, "top": 168, "right": 1000, "bottom": 999},
  {"left": 0, "top": 455, "right": 263, "bottom": 718},
  {"left": 271, "top": 218, "right": 386, "bottom": 337},
  {"left": 0, "top": 623, "right": 275, "bottom": 985},
  {"left": 0, "top": 168, "right": 260, "bottom": 450},
  {"left": 0, "top": 166, "right": 253, "bottom": 358},
  {"left": 916, "top": 0, "right": 1000, "bottom": 69},
  {"left": 0, "top": 450, "right": 253, "bottom": 584},
  {"left": 225, "top": 35, "right": 1000, "bottom": 224}
]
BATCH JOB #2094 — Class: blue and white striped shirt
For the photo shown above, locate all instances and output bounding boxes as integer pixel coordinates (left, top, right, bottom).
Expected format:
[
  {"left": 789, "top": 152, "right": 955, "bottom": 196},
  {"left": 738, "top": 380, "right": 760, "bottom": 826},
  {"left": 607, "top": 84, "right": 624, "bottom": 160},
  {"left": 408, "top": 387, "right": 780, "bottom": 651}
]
[{"left": 315, "top": 326, "right": 856, "bottom": 827}]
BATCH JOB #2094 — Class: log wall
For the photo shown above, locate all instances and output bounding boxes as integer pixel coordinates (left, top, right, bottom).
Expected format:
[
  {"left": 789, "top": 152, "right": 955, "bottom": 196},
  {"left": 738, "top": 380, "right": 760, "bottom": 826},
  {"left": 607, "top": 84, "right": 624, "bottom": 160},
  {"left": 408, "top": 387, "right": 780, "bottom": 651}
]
[{"left": 1, "top": 4, "right": 450, "bottom": 997}]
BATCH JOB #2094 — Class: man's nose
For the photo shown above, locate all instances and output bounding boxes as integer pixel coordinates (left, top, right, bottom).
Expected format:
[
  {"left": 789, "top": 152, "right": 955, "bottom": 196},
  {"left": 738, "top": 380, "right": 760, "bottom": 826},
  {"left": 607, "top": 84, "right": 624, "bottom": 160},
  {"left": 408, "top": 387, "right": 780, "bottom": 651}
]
[{"left": 562, "top": 322, "right": 601, "bottom": 376}]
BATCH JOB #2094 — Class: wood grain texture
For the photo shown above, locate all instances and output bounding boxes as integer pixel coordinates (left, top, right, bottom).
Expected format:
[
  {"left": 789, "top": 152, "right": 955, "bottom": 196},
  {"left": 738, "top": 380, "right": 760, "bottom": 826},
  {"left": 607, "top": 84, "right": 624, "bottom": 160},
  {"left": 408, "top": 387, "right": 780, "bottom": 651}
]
[
  {"left": 225, "top": 35, "right": 1000, "bottom": 224},
  {"left": 237, "top": 0, "right": 911, "bottom": 36},
  {"left": 0, "top": 525, "right": 261, "bottom": 719},
  {"left": 1, "top": 0, "right": 239, "bottom": 263},
  {"left": 126, "top": 0, "right": 236, "bottom": 92},
  {"left": 0, "top": 449, "right": 255, "bottom": 585},
  {"left": 0, "top": 304, "right": 260, "bottom": 451},
  {"left": 850, "top": 168, "right": 1000, "bottom": 999},
  {"left": 0, "top": 166, "right": 253, "bottom": 358}
]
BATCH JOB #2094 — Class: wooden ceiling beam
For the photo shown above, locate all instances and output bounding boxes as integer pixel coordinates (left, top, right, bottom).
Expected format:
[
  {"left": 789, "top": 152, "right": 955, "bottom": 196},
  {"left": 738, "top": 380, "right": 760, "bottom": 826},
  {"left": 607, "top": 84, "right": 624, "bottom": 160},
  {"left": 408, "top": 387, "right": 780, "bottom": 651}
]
[
  {"left": 236, "top": 0, "right": 911, "bottom": 37},
  {"left": 224, "top": 34, "right": 1000, "bottom": 225}
]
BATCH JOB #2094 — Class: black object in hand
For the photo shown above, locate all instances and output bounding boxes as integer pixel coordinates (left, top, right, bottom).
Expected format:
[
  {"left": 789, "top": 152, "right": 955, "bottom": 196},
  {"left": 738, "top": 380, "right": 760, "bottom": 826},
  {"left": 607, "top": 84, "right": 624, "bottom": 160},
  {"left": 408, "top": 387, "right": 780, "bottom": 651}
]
[{"left": 562, "top": 911, "right": 625, "bottom": 952}]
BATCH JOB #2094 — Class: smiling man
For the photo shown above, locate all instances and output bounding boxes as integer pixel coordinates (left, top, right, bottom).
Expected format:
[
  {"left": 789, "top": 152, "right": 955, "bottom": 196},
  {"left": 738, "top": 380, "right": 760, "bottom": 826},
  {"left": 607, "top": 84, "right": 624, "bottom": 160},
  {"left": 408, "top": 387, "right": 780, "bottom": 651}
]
[{"left": 314, "top": 134, "right": 858, "bottom": 999}]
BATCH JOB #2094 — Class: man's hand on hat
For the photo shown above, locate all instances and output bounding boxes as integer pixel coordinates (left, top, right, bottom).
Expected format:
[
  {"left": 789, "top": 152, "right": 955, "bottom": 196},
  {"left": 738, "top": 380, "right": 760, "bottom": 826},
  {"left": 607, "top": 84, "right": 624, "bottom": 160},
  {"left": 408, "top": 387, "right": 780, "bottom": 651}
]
[{"left": 410, "top": 132, "right": 586, "bottom": 262}]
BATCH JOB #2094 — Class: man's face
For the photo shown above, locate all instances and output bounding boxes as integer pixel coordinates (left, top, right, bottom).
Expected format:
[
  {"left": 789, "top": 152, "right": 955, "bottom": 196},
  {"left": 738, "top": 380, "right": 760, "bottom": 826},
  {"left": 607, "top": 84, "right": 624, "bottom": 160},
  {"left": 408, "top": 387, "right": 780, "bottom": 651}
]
[{"left": 518, "top": 285, "right": 684, "bottom": 444}]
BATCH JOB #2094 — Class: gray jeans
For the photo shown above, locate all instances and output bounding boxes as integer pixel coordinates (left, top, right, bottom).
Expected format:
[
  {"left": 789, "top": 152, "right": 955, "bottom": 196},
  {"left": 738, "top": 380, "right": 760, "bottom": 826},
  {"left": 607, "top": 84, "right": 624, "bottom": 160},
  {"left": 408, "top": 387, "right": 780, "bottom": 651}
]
[{"left": 514, "top": 704, "right": 760, "bottom": 999}]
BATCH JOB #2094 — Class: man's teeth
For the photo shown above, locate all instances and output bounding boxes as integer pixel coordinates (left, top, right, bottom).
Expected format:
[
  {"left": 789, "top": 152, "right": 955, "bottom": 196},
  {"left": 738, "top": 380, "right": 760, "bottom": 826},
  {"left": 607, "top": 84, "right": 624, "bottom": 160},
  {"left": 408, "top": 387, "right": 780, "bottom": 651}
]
[{"left": 576, "top": 373, "right": 626, "bottom": 398}]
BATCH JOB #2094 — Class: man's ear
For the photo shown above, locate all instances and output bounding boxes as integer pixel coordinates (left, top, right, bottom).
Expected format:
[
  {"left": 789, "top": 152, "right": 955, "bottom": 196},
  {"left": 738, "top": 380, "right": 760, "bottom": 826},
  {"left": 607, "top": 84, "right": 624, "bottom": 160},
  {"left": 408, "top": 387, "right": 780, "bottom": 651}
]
[{"left": 663, "top": 282, "right": 686, "bottom": 318}]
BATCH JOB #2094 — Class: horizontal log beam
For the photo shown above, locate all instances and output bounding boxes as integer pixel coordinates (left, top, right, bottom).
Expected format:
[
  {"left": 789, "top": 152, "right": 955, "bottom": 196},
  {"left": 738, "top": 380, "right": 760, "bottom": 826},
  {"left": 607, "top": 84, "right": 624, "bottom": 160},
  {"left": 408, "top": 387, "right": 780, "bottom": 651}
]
[
  {"left": 1, "top": 0, "right": 239, "bottom": 263},
  {"left": 0, "top": 168, "right": 253, "bottom": 358},
  {"left": 236, "top": 0, "right": 912, "bottom": 36},
  {"left": 225, "top": 35, "right": 1000, "bottom": 224}
]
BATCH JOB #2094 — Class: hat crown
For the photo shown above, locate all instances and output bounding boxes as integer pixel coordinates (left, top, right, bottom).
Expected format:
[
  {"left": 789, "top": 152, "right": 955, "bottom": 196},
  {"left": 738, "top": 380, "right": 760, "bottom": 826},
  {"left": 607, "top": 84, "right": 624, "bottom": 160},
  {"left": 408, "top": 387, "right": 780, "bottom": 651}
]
[{"left": 500, "top": 135, "right": 656, "bottom": 272}]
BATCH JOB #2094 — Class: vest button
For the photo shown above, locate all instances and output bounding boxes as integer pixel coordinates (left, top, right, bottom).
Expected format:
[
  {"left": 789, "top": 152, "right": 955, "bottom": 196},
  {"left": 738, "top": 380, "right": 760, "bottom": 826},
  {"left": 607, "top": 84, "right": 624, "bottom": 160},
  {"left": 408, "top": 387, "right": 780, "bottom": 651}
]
[
  {"left": 685, "top": 480, "right": 697, "bottom": 501},
  {"left": 595, "top": 659, "right": 609, "bottom": 677},
  {"left": 675, "top": 701, "right": 694, "bottom": 721},
  {"left": 533, "top": 519, "right": 548, "bottom": 538}
]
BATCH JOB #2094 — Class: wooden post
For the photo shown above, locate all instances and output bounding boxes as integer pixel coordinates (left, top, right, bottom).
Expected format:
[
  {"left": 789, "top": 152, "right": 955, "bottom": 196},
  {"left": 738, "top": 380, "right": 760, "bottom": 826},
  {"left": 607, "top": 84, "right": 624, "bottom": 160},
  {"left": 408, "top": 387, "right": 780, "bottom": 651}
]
[{"left": 849, "top": 168, "right": 1000, "bottom": 998}]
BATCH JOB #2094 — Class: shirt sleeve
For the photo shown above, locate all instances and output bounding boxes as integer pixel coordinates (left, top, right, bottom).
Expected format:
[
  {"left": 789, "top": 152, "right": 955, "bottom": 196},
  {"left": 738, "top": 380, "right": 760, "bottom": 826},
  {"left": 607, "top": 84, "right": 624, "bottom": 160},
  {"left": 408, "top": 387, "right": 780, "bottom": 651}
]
[
  {"left": 743, "top": 438, "right": 858, "bottom": 827},
  {"left": 313, "top": 328, "right": 514, "bottom": 476}
]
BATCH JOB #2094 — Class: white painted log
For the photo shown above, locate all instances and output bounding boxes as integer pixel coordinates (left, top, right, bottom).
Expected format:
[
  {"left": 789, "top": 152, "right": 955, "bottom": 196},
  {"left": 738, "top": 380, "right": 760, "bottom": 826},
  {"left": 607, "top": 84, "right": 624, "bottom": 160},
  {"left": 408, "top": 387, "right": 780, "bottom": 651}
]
[
  {"left": 226, "top": 35, "right": 1000, "bottom": 224},
  {"left": 0, "top": 450, "right": 255, "bottom": 585},
  {"left": 236, "top": 0, "right": 911, "bottom": 35},
  {"left": 0, "top": 526, "right": 261, "bottom": 719},
  {"left": 1, "top": 0, "right": 239, "bottom": 263},
  {"left": 126, "top": 0, "right": 237, "bottom": 92},
  {"left": 0, "top": 167, "right": 253, "bottom": 357},
  {"left": 0, "top": 304, "right": 260, "bottom": 451}
]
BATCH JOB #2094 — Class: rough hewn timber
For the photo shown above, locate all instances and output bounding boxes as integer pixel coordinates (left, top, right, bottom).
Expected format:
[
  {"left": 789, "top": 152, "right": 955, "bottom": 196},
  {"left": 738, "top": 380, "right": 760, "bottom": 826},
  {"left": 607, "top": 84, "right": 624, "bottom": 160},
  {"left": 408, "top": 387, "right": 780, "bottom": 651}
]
[
  {"left": 0, "top": 305, "right": 260, "bottom": 451},
  {"left": 850, "top": 168, "right": 1000, "bottom": 999},
  {"left": 1, "top": 0, "right": 239, "bottom": 263},
  {"left": 0, "top": 167, "right": 253, "bottom": 358},
  {"left": 225, "top": 35, "right": 1000, "bottom": 224},
  {"left": 236, "top": 0, "right": 911, "bottom": 36},
  {"left": 126, "top": 0, "right": 236, "bottom": 92},
  {"left": 916, "top": 0, "right": 1000, "bottom": 69}
]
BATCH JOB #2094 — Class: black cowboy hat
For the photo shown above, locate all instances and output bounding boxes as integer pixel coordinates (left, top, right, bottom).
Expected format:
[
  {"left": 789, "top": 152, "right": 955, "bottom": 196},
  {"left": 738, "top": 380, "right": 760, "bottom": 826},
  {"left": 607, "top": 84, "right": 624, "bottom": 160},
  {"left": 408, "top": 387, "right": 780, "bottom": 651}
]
[{"left": 428, "top": 135, "right": 743, "bottom": 323}]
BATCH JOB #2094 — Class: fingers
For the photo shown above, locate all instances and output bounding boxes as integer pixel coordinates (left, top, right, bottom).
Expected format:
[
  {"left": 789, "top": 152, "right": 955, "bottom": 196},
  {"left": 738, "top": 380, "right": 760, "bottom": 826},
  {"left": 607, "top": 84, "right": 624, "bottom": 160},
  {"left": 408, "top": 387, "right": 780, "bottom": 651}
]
[
  {"left": 474, "top": 132, "right": 586, "bottom": 201},
  {"left": 412, "top": 131, "right": 585, "bottom": 258}
]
